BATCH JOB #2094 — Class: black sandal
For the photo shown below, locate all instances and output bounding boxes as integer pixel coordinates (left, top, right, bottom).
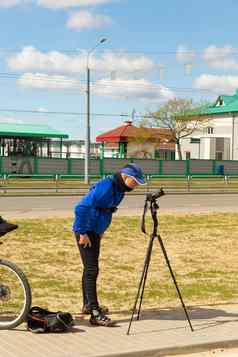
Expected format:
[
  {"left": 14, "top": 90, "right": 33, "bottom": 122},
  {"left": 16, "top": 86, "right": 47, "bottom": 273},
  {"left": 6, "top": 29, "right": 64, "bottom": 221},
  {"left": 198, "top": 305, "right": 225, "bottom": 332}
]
[{"left": 90, "top": 309, "right": 115, "bottom": 327}]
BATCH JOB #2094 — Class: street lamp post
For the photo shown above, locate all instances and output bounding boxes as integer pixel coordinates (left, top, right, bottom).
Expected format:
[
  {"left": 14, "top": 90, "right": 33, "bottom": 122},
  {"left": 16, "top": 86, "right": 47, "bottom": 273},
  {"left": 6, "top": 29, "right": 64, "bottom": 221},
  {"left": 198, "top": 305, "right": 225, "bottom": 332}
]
[{"left": 85, "top": 38, "right": 107, "bottom": 184}]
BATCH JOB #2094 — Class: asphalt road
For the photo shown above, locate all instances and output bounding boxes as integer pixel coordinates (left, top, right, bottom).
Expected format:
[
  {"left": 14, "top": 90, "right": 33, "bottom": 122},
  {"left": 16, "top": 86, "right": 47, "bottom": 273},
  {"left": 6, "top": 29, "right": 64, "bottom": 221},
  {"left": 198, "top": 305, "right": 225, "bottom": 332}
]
[{"left": 0, "top": 193, "right": 238, "bottom": 219}]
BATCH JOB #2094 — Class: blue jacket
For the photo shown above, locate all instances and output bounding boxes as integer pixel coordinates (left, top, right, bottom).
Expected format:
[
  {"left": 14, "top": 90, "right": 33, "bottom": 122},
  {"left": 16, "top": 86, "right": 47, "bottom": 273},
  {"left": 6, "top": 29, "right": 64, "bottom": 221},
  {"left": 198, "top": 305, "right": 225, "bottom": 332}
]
[{"left": 73, "top": 177, "right": 125, "bottom": 235}]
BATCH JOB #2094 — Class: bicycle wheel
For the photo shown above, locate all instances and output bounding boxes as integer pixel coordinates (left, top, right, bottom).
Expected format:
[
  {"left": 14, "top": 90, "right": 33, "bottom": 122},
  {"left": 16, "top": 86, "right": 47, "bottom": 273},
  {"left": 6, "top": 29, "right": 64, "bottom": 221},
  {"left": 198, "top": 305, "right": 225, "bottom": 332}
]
[{"left": 0, "top": 259, "right": 31, "bottom": 329}]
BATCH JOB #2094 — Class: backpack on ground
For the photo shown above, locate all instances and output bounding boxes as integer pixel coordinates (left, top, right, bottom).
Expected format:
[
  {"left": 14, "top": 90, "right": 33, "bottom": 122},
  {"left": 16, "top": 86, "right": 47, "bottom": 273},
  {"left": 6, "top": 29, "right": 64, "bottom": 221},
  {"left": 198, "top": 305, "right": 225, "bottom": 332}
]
[
  {"left": 0, "top": 216, "right": 18, "bottom": 237},
  {"left": 27, "top": 306, "right": 74, "bottom": 333}
]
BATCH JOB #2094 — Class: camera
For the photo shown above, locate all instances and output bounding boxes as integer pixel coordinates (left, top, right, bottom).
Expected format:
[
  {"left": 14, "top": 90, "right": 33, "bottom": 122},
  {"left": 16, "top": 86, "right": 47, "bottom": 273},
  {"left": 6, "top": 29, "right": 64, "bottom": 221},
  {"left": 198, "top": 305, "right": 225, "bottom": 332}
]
[{"left": 146, "top": 188, "right": 165, "bottom": 202}]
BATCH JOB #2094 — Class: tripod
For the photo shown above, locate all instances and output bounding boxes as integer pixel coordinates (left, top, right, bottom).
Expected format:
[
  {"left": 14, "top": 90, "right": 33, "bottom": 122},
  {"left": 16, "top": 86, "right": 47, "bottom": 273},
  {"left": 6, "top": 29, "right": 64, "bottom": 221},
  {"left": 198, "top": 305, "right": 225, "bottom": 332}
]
[{"left": 127, "top": 188, "right": 194, "bottom": 335}]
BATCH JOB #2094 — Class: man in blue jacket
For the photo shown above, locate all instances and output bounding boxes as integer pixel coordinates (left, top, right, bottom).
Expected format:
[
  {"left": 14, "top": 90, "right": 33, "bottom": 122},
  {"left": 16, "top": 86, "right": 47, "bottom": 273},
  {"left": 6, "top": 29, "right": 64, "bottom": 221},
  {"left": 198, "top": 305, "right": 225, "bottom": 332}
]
[{"left": 73, "top": 163, "right": 145, "bottom": 326}]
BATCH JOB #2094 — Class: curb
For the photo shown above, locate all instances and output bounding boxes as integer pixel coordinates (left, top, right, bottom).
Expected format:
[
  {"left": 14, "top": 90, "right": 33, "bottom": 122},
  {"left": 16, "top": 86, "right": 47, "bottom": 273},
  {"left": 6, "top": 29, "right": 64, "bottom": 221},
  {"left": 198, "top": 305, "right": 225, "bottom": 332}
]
[
  {"left": 104, "top": 339, "right": 238, "bottom": 357},
  {"left": 0, "top": 191, "right": 238, "bottom": 197}
]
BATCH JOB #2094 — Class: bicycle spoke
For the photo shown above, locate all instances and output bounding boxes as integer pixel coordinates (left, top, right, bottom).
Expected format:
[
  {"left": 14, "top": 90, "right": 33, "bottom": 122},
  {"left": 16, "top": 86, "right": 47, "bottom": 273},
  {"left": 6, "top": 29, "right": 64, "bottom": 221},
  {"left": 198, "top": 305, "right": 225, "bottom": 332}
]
[{"left": 0, "top": 260, "right": 31, "bottom": 329}]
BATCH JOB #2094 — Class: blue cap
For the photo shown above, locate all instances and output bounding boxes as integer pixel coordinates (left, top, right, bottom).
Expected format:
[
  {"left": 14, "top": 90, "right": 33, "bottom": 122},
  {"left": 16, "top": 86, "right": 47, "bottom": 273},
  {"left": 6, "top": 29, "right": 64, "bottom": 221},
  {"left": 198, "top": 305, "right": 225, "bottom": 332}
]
[{"left": 120, "top": 164, "right": 146, "bottom": 185}]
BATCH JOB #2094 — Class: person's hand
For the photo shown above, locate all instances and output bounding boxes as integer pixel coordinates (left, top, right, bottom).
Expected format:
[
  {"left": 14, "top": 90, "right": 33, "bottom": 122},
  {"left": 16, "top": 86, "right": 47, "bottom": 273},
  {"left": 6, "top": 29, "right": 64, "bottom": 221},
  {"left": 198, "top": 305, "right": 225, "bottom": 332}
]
[{"left": 79, "top": 234, "right": 92, "bottom": 248}]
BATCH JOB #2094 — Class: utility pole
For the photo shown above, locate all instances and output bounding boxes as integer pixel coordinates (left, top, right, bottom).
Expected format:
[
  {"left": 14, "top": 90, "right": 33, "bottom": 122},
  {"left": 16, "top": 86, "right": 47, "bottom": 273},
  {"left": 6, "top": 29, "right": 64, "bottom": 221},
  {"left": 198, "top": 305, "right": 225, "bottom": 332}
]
[
  {"left": 232, "top": 115, "right": 235, "bottom": 160},
  {"left": 85, "top": 38, "right": 107, "bottom": 184},
  {"left": 85, "top": 66, "right": 90, "bottom": 184}
]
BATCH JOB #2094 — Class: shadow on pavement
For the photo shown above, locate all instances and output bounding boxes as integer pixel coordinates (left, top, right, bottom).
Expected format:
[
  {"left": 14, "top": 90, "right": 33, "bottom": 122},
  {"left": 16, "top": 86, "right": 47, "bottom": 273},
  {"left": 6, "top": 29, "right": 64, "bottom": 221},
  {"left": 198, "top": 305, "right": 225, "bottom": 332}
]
[{"left": 72, "top": 305, "right": 238, "bottom": 334}]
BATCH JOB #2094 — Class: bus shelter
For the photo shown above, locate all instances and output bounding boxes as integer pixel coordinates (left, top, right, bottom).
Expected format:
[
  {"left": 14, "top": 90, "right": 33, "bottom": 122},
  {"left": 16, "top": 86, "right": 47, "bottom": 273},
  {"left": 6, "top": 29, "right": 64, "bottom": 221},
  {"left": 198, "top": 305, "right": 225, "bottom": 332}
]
[{"left": 0, "top": 123, "right": 68, "bottom": 158}]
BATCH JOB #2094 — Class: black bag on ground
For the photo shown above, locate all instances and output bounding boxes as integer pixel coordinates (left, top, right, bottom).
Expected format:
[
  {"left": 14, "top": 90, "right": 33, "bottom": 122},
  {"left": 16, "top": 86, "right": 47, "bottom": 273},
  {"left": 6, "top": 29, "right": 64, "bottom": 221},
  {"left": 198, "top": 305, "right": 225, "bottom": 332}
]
[
  {"left": 0, "top": 216, "right": 18, "bottom": 237},
  {"left": 27, "top": 306, "right": 74, "bottom": 333}
]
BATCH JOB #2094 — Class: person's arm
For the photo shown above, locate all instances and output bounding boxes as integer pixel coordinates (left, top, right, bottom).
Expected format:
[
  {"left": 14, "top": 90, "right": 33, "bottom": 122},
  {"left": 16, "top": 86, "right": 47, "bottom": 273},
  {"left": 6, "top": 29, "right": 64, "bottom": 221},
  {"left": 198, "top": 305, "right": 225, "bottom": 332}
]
[
  {"left": 74, "top": 186, "right": 96, "bottom": 235},
  {"left": 74, "top": 203, "right": 92, "bottom": 248},
  {"left": 74, "top": 179, "right": 113, "bottom": 245},
  {"left": 74, "top": 203, "right": 91, "bottom": 234},
  {"left": 92, "top": 179, "right": 113, "bottom": 208}
]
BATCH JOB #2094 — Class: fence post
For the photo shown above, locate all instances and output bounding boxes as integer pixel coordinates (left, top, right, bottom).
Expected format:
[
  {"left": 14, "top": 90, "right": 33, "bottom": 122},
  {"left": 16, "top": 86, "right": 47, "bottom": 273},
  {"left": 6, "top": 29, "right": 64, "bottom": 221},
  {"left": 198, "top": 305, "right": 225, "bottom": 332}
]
[
  {"left": 55, "top": 174, "right": 59, "bottom": 192},
  {"left": 185, "top": 160, "right": 190, "bottom": 176},
  {"left": 159, "top": 160, "right": 163, "bottom": 175},
  {"left": 0, "top": 156, "right": 2, "bottom": 175},
  {"left": 33, "top": 157, "right": 39, "bottom": 175},
  {"left": 67, "top": 158, "right": 72, "bottom": 175},
  {"left": 99, "top": 143, "right": 105, "bottom": 178},
  {"left": 187, "top": 175, "right": 191, "bottom": 192},
  {"left": 212, "top": 160, "right": 216, "bottom": 175},
  {"left": 2, "top": 173, "right": 7, "bottom": 194}
]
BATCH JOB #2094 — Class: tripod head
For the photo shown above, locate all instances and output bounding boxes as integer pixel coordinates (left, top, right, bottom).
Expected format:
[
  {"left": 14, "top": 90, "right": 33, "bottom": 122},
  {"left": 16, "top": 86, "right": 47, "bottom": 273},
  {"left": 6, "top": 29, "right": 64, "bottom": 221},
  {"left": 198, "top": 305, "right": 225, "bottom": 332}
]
[
  {"left": 145, "top": 188, "right": 165, "bottom": 202},
  {"left": 141, "top": 188, "right": 165, "bottom": 234}
]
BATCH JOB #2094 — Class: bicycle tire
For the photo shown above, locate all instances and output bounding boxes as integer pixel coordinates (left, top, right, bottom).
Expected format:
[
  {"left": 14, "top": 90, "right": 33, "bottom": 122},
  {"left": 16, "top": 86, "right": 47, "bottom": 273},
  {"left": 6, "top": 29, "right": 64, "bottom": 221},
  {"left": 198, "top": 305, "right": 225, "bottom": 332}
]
[{"left": 0, "top": 259, "right": 32, "bottom": 329}]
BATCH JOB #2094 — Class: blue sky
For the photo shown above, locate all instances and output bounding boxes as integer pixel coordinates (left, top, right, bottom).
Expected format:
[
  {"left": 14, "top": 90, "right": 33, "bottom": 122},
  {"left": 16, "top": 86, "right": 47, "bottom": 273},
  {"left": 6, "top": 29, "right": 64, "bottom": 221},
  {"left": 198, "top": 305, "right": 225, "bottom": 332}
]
[{"left": 0, "top": 0, "right": 238, "bottom": 140}]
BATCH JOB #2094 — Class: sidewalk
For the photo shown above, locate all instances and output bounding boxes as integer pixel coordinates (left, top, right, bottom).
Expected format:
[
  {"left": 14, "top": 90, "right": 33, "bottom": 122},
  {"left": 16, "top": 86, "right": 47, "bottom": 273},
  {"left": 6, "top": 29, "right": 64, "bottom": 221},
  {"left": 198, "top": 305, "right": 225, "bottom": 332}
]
[{"left": 1, "top": 304, "right": 238, "bottom": 357}]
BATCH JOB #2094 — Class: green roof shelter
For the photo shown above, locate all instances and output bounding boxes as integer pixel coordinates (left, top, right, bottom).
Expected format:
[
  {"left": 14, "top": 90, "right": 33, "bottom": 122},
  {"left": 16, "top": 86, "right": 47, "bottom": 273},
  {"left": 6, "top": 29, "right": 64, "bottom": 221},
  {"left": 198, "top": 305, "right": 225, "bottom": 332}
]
[{"left": 0, "top": 123, "right": 69, "bottom": 158}]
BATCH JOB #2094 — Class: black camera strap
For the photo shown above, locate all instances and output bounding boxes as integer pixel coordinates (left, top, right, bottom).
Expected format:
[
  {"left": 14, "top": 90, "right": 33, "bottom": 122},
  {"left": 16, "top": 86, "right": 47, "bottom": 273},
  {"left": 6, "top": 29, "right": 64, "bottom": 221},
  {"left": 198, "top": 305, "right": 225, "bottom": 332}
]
[{"left": 141, "top": 199, "right": 149, "bottom": 234}]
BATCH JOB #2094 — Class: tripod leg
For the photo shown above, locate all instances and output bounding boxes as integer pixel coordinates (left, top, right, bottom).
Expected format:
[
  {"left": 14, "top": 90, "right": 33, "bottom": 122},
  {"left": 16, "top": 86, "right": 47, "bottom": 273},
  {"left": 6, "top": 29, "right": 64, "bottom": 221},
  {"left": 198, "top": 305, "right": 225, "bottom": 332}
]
[
  {"left": 157, "top": 234, "right": 194, "bottom": 332},
  {"left": 127, "top": 234, "right": 154, "bottom": 335},
  {"left": 137, "top": 235, "right": 154, "bottom": 320}
]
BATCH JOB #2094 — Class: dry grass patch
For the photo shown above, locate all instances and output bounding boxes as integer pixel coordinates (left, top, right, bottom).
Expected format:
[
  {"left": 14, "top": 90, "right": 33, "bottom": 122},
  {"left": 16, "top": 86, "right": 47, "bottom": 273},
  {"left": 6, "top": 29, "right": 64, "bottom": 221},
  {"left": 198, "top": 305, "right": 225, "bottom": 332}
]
[{"left": 1, "top": 213, "right": 238, "bottom": 314}]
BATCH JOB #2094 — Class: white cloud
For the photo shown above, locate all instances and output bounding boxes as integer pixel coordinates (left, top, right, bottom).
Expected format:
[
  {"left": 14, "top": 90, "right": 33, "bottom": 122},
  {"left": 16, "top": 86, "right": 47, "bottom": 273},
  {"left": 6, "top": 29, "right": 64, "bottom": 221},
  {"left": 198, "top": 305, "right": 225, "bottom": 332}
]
[
  {"left": 37, "top": 0, "right": 112, "bottom": 9},
  {"left": 8, "top": 47, "right": 85, "bottom": 74},
  {"left": 16, "top": 72, "right": 175, "bottom": 102},
  {"left": 0, "top": 0, "right": 21, "bottom": 7},
  {"left": 176, "top": 45, "right": 195, "bottom": 63},
  {"left": 36, "top": 107, "right": 49, "bottom": 112},
  {"left": 67, "top": 10, "right": 112, "bottom": 30},
  {"left": 194, "top": 74, "right": 238, "bottom": 95},
  {"left": 0, "top": 117, "right": 23, "bottom": 123},
  {"left": 8, "top": 46, "right": 156, "bottom": 76},
  {"left": 93, "top": 78, "right": 175, "bottom": 101},
  {"left": 17, "top": 73, "right": 83, "bottom": 90},
  {"left": 203, "top": 45, "right": 238, "bottom": 70},
  {"left": 10, "top": 47, "right": 173, "bottom": 101}
]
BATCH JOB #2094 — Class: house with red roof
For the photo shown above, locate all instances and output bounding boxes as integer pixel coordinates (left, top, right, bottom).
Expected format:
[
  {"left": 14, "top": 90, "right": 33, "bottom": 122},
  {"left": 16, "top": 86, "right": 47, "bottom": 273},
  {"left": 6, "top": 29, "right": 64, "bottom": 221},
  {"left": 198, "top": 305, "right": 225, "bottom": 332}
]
[{"left": 96, "top": 120, "right": 175, "bottom": 160}]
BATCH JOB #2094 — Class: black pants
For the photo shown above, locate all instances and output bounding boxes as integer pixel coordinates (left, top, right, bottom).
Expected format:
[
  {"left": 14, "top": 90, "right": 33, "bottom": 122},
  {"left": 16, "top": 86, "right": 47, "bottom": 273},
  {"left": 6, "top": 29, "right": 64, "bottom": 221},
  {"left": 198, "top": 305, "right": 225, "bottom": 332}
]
[{"left": 75, "top": 231, "right": 101, "bottom": 311}]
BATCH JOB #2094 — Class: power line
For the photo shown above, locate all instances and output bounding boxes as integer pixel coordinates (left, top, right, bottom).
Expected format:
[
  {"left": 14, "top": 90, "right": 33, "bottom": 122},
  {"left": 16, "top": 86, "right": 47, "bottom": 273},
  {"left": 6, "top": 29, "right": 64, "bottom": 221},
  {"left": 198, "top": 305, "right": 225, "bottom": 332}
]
[
  {"left": 0, "top": 108, "right": 133, "bottom": 117},
  {"left": 0, "top": 72, "right": 86, "bottom": 83},
  {"left": 1, "top": 47, "right": 238, "bottom": 56},
  {"left": 89, "top": 81, "right": 217, "bottom": 94},
  {"left": 0, "top": 71, "right": 219, "bottom": 95}
]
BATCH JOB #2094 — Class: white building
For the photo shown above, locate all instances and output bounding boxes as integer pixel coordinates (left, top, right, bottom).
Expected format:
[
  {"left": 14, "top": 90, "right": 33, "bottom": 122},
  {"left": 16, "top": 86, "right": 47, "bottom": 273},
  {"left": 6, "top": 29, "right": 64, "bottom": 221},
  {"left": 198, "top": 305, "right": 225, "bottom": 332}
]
[
  {"left": 50, "top": 140, "right": 100, "bottom": 158},
  {"left": 178, "top": 91, "right": 238, "bottom": 160}
]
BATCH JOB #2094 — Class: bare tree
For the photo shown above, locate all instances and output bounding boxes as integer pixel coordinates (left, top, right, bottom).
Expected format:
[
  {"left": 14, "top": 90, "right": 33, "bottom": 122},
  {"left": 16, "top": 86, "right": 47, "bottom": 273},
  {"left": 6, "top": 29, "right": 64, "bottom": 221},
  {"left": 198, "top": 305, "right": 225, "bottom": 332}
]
[
  {"left": 142, "top": 98, "right": 210, "bottom": 160},
  {"left": 126, "top": 125, "right": 171, "bottom": 158}
]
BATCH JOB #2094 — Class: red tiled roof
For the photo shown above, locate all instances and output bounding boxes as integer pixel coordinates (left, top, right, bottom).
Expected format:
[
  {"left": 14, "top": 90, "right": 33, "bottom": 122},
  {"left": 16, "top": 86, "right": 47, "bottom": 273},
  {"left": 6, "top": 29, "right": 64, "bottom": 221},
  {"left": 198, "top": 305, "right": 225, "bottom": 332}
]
[
  {"left": 96, "top": 121, "right": 173, "bottom": 143},
  {"left": 96, "top": 122, "right": 133, "bottom": 142}
]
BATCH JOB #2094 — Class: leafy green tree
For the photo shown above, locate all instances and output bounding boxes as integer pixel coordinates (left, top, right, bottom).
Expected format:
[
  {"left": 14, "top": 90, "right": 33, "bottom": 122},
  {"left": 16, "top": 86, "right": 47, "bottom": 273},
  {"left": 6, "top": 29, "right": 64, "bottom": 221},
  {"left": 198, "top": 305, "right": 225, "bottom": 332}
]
[{"left": 142, "top": 98, "right": 210, "bottom": 160}]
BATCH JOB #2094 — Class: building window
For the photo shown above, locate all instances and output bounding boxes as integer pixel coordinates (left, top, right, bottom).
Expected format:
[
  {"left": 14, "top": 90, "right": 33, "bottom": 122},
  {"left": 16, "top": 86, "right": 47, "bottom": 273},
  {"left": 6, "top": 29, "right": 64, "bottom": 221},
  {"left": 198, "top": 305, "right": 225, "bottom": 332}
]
[
  {"left": 216, "top": 151, "right": 223, "bottom": 160},
  {"left": 185, "top": 151, "right": 191, "bottom": 160},
  {"left": 216, "top": 97, "right": 224, "bottom": 106},
  {"left": 207, "top": 127, "right": 214, "bottom": 134},
  {"left": 190, "top": 138, "right": 200, "bottom": 144}
]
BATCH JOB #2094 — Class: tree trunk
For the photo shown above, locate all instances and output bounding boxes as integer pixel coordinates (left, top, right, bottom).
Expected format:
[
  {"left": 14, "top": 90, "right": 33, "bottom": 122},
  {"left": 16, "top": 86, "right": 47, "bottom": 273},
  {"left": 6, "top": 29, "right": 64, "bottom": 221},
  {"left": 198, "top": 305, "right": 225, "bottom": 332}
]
[{"left": 176, "top": 141, "right": 182, "bottom": 160}]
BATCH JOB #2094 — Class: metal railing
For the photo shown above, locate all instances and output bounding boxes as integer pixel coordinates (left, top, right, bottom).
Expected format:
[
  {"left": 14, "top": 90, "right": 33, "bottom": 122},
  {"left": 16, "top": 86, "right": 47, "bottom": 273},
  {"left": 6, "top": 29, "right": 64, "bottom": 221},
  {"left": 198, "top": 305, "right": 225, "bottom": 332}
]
[{"left": 0, "top": 173, "right": 238, "bottom": 194}]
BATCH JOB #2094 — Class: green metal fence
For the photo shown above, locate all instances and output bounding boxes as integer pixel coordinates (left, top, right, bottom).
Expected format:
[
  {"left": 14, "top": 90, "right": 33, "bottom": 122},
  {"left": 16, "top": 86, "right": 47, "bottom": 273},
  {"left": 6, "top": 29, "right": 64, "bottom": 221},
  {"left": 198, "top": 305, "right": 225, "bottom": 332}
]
[{"left": 0, "top": 156, "right": 237, "bottom": 178}]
